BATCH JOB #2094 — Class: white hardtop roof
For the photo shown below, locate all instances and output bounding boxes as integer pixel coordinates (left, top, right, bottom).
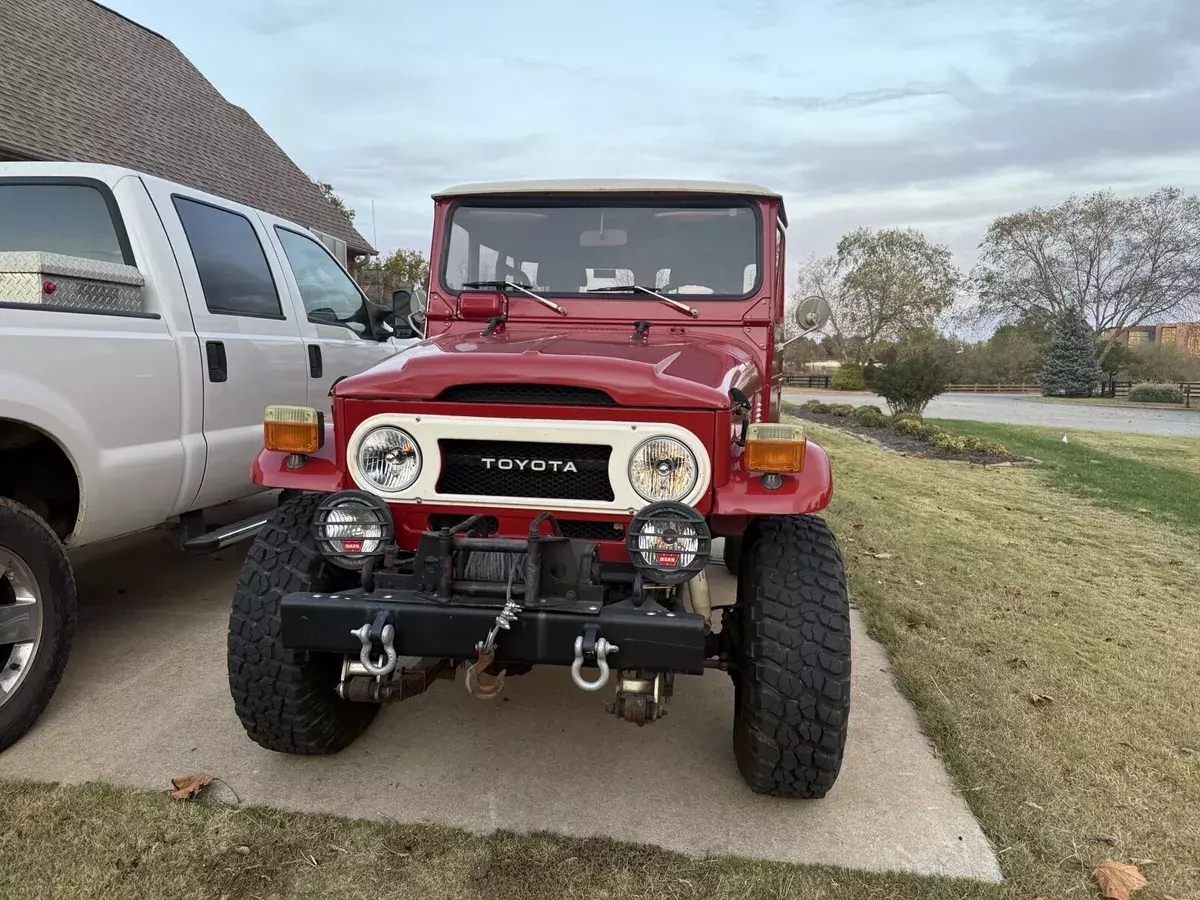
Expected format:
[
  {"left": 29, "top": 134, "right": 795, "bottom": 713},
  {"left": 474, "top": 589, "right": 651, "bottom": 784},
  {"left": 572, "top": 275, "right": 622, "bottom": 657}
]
[{"left": 433, "top": 178, "right": 786, "bottom": 224}]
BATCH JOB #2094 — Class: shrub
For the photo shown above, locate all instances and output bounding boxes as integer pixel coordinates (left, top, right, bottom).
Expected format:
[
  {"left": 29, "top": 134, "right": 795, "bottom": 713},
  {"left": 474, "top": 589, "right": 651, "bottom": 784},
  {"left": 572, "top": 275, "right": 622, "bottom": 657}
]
[
  {"left": 827, "top": 403, "right": 855, "bottom": 417},
  {"left": 872, "top": 341, "right": 953, "bottom": 415},
  {"left": 929, "top": 432, "right": 966, "bottom": 453},
  {"left": 800, "top": 399, "right": 829, "bottom": 413},
  {"left": 891, "top": 417, "right": 925, "bottom": 436},
  {"left": 915, "top": 423, "right": 944, "bottom": 442},
  {"left": 852, "top": 405, "right": 888, "bottom": 427},
  {"left": 1128, "top": 382, "right": 1185, "bottom": 404},
  {"left": 830, "top": 363, "right": 866, "bottom": 391}
]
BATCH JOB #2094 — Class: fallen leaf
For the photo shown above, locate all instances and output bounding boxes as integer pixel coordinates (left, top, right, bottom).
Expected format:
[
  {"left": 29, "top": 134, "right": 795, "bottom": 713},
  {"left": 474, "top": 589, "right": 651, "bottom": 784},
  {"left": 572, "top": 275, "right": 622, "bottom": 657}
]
[
  {"left": 852, "top": 520, "right": 864, "bottom": 530},
  {"left": 1094, "top": 835, "right": 1118, "bottom": 846},
  {"left": 235, "top": 846, "right": 251, "bottom": 855},
  {"left": 914, "top": 580, "right": 925, "bottom": 586},
  {"left": 169, "top": 773, "right": 213, "bottom": 801},
  {"left": 1028, "top": 692, "right": 1054, "bottom": 706},
  {"left": 1179, "top": 746, "right": 1195, "bottom": 756},
  {"left": 1136, "top": 508, "right": 1151, "bottom": 514},
  {"left": 872, "top": 552, "right": 894, "bottom": 560},
  {"left": 1094, "top": 860, "right": 1148, "bottom": 900},
  {"left": 1050, "top": 590, "right": 1061, "bottom": 597},
  {"left": 1006, "top": 657, "right": 1030, "bottom": 669},
  {"left": 1130, "top": 858, "right": 1156, "bottom": 866}
]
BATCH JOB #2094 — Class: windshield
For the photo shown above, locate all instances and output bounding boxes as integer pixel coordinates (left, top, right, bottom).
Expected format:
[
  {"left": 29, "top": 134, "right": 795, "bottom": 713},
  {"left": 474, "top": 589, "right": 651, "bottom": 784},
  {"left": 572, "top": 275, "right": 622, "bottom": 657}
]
[{"left": 442, "top": 202, "right": 761, "bottom": 298}]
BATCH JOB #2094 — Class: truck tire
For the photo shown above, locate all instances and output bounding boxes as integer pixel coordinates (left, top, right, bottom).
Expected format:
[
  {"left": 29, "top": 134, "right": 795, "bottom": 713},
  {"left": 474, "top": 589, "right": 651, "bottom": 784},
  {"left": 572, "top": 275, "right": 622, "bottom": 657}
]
[
  {"left": 227, "top": 493, "right": 377, "bottom": 754},
  {"left": 731, "top": 514, "right": 850, "bottom": 798},
  {"left": 0, "top": 499, "right": 77, "bottom": 752},
  {"left": 722, "top": 534, "right": 742, "bottom": 575}
]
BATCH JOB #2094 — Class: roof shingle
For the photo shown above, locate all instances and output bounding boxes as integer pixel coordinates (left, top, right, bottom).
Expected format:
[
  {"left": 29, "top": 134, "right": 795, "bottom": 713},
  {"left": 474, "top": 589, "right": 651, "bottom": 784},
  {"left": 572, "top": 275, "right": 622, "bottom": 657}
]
[{"left": 0, "top": 0, "right": 374, "bottom": 254}]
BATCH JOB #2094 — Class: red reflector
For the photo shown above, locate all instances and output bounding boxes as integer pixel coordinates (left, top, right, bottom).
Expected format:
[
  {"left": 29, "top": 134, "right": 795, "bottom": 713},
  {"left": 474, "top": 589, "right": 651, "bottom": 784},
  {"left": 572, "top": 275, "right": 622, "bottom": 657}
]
[
  {"left": 656, "top": 552, "right": 679, "bottom": 567},
  {"left": 42, "top": 280, "right": 57, "bottom": 294},
  {"left": 342, "top": 539, "right": 364, "bottom": 553}
]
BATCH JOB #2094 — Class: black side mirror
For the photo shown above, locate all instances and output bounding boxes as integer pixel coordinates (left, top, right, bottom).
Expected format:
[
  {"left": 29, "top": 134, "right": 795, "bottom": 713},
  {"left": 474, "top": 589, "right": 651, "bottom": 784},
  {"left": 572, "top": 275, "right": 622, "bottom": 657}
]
[{"left": 390, "top": 290, "right": 416, "bottom": 339}]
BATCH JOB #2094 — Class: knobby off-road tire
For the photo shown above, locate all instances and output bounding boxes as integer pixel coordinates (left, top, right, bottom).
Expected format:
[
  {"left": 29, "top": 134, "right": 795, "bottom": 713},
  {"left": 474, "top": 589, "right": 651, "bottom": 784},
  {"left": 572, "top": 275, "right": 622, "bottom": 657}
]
[
  {"left": 227, "top": 494, "right": 377, "bottom": 754},
  {"left": 732, "top": 514, "right": 851, "bottom": 798},
  {"left": 0, "top": 498, "right": 77, "bottom": 752},
  {"left": 722, "top": 534, "right": 743, "bottom": 576}
]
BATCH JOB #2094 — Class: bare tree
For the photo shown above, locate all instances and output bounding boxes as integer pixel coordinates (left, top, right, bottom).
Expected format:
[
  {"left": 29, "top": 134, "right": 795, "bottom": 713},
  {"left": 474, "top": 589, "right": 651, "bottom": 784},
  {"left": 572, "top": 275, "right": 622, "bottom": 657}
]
[
  {"left": 970, "top": 187, "right": 1200, "bottom": 360},
  {"left": 794, "top": 228, "right": 960, "bottom": 364}
]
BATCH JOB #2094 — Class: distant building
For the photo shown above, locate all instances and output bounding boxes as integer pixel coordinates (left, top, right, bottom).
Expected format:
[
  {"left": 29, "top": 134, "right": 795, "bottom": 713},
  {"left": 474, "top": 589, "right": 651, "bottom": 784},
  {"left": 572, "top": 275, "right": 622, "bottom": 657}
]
[
  {"left": 0, "top": 0, "right": 374, "bottom": 265},
  {"left": 1104, "top": 322, "right": 1200, "bottom": 356}
]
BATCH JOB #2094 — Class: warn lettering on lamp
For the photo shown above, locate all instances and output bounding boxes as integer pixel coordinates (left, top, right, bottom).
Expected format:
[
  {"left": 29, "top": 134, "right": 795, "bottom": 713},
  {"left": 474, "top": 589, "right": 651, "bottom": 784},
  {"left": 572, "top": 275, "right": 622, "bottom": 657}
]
[{"left": 480, "top": 457, "right": 579, "bottom": 472}]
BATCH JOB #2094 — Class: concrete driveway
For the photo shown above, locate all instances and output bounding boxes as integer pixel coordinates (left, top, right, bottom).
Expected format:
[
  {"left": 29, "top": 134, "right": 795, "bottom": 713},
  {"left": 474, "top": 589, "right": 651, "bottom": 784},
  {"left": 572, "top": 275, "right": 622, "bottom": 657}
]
[
  {"left": 784, "top": 389, "right": 1200, "bottom": 437},
  {"left": 2, "top": 519, "right": 1002, "bottom": 882}
]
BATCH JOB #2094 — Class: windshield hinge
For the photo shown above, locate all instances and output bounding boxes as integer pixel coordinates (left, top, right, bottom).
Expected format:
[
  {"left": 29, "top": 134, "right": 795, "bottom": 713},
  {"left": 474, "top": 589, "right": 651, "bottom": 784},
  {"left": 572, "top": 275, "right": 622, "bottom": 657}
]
[{"left": 631, "top": 320, "right": 651, "bottom": 342}]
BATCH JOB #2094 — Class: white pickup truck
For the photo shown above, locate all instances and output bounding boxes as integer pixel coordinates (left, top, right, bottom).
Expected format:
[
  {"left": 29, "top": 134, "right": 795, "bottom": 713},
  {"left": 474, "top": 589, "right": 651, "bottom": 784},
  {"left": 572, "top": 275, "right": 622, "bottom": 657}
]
[{"left": 0, "top": 161, "right": 422, "bottom": 750}]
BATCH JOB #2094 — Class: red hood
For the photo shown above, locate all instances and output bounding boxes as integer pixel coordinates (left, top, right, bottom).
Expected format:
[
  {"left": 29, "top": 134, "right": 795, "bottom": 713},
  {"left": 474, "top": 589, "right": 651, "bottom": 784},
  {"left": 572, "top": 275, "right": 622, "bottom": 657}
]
[{"left": 335, "top": 329, "right": 762, "bottom": 409}]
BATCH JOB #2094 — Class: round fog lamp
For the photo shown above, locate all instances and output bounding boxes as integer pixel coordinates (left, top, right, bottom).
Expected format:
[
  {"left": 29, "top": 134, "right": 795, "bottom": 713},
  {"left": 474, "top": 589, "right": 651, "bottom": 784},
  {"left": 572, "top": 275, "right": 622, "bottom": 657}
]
[
  {"left": 625, "top": 501, "right": 711, "bottom": 586},
  {"left": 313, "top": 490, "right": 395, "bottom": 570}
]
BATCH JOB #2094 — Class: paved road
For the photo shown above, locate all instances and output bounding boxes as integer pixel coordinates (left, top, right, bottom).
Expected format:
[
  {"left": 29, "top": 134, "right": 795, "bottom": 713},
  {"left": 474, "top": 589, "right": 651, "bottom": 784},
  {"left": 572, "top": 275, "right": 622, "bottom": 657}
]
[
  {"left": 3, "top": 516, "right": 1001, "bottom": 882},
  {"left": 783, "top": 390, "right": 1200, "bottom": 437}
]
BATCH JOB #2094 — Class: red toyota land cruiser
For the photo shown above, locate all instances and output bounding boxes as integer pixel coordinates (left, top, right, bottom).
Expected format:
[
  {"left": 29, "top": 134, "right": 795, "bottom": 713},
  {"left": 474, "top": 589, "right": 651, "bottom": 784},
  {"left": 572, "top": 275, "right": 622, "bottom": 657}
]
[{"left": 228, "top": 179, "right": 850, "bottom": 798}]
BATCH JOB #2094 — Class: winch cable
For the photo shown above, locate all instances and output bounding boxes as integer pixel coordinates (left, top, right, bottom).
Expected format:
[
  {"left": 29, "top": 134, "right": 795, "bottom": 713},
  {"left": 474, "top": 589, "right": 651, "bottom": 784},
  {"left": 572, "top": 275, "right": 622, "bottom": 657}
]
[{"left": 462, "top": 550, "right": 527, "bottom": 583}]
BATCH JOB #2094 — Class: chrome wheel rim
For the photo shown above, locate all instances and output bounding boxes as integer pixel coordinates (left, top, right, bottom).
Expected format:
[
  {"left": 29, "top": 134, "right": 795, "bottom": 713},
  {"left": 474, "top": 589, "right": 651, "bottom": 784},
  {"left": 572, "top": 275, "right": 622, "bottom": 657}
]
[{"left": 0, "top": 547, "right": 43, "bottom": 708}]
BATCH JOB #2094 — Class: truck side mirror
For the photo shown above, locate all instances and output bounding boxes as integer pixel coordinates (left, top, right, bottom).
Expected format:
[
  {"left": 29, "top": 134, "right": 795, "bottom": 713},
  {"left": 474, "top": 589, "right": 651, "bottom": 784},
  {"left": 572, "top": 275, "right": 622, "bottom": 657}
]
[{"left": 392, "top": 288, "right": 425, "bottom": 339}]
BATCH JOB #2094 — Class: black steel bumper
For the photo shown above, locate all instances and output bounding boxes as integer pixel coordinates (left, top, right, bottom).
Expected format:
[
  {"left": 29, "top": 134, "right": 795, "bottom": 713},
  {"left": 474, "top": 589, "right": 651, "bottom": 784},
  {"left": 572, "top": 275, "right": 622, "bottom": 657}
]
[{"left": 280, "top": 591, "right": 707, "bottom": 674}]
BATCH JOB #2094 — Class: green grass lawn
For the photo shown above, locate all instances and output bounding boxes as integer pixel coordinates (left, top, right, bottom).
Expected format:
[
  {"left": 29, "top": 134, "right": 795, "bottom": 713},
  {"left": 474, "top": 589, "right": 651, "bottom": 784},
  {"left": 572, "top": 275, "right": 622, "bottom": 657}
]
[
  {"left": 3, "top": 423, "right": 1198, "bottom": 899},
  {"left": 930, "top": 419, "right": 1200, "bottom": 532}
]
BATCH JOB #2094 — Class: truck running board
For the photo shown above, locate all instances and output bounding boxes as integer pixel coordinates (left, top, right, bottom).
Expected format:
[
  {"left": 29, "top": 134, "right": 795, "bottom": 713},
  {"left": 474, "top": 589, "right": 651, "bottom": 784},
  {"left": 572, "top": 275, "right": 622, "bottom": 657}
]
[{"left": 181, "top": 512, "right": 271, "bottom": 553}]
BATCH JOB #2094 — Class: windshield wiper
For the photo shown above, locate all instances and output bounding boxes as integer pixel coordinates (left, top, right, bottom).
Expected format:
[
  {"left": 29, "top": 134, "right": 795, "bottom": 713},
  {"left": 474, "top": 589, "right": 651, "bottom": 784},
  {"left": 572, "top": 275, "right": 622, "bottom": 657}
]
[
  {"left": 461, "top": 279, "right": 567, "bottom": 316},
  {"left": 586, "top": 284, "right": 699, "bottom": 318}
]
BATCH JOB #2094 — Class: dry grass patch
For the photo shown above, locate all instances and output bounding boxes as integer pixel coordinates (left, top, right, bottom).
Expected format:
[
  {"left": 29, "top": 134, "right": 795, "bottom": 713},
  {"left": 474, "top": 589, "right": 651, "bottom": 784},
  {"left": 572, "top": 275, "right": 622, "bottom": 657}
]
[{"left": 809, "top": 423, "right": 1200, "bottom": 900}]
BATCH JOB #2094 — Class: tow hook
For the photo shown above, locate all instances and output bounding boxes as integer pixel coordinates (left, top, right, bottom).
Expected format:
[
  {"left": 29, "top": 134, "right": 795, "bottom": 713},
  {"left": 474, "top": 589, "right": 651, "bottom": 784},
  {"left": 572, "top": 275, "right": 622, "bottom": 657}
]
[
  {"left": 351, "top": 612, "right": 397, "bottom": 677},
  {"left": 571, "top": 624, "right": 619, "bottom": 691},
  {"left": 465, "top": 593, "right": 521, "bottom": 699}
]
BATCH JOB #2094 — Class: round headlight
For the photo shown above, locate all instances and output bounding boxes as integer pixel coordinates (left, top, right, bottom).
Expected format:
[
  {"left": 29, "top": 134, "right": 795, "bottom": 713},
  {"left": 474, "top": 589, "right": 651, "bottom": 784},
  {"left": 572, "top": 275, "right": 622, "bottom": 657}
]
[
  {"left": 357, "top": 426, "right": 421, "bottom": 492},
  {"left": 628, "top": 436, "right": 698, "bottom": 503}
]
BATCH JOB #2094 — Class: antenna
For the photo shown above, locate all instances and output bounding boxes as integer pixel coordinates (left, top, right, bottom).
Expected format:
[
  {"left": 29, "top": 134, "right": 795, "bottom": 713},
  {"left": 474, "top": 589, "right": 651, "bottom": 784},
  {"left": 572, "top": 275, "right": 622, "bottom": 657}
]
[{"left": 371, "top": 199, "right": 378, "bottom": 249}]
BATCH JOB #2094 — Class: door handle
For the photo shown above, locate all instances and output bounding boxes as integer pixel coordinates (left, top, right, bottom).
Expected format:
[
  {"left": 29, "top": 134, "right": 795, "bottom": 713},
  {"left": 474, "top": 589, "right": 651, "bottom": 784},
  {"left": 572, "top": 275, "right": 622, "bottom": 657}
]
[
  {"left": 205, "top": 341, "right": 227, "bottom": 383},
  {"left": 308, "top": 344, "right": 323, "bottom": 378}
]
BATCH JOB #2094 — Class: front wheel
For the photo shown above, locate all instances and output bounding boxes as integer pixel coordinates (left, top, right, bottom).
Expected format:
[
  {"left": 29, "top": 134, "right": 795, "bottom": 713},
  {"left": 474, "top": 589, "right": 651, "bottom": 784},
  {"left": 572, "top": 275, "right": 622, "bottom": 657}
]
[
  {"left": 0, "top": 499, "right": 77, "bottom": 751},
  {"left": 731, "top": 514, "right": 851, "bottom": 798},
  {"left": 227, "top": 494, "right": 377, "bottom": 754}
]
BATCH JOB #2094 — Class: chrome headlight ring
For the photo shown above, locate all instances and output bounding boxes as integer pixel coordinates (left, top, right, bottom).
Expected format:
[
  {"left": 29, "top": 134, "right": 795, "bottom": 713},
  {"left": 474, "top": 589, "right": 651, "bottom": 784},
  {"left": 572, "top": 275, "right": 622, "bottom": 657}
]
[
  {"left": 628, "top": 435, "right": 699, "bottom": 503},
  {"left": 356, "top": 426, "right": 422, "bottom": 493}
]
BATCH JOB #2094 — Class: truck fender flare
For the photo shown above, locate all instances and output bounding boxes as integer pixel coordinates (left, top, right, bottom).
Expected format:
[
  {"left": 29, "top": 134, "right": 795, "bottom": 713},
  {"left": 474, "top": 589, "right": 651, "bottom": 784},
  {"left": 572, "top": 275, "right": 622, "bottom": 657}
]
[
  {"left": 0, "top": 373, "right": 89, "bottom": 535},
  {"left": 710, "top": 441, "right": 833, "bottom": 519},
  {"left": 251, "top": 423, "right": 346, "bottom": 493}
]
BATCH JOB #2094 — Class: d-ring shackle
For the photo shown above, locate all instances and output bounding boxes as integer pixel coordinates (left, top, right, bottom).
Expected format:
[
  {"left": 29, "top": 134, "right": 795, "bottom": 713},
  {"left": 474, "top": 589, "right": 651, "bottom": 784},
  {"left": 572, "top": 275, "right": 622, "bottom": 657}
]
[
  {"left": 571, "top": 635, "right": 620, "bottom": 691},
  {"left": 351, "top": 622, "right": 397, "bottom": 677}
]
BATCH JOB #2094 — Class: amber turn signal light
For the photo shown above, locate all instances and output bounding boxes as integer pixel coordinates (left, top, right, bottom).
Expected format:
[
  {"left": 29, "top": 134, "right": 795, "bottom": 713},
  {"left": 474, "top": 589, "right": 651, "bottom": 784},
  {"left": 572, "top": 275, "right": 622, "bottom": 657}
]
[
  {"left": 264, "top": 405, "right": 323, "bottom": 454},
  {"left": 743, "top": 423, "right": 806, "bottom": 473}
]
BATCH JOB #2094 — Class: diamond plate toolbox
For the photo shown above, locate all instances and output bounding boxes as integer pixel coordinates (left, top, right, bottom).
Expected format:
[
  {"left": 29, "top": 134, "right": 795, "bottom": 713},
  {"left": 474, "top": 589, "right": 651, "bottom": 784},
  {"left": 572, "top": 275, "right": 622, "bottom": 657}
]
[{"left": 0, "top": 251, "right": 145, "bottom": 314}]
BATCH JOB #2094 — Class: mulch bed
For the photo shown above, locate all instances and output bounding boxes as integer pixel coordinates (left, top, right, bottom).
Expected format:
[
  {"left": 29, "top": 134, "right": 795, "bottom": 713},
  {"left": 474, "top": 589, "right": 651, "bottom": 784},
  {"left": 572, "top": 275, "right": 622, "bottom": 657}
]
[{"left": 789, "top": 409, "right": 1031, "bottom": 466}]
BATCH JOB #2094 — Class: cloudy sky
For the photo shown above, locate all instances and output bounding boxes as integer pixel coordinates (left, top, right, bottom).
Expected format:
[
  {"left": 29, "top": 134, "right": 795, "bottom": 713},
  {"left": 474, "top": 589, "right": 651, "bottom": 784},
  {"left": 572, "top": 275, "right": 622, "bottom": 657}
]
[{"left": 110, "top": 0, "right": 1200, "bottom": 278}]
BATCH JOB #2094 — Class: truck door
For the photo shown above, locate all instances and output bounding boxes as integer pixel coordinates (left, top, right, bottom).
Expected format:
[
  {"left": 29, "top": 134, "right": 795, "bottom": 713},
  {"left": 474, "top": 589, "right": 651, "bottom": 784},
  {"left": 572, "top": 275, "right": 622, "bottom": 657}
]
[
  {"left": 147, "top": 185, "right": 309, "bottom": 510},
  {"left": 264, "top": 221, "right": 410, "bottom": 415}
]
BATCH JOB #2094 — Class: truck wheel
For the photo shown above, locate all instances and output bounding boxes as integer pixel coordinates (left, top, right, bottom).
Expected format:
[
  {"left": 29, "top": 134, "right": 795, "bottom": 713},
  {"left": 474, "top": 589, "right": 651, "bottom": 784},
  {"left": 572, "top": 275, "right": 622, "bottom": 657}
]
[
  {"left": 731, "top": 514, "right": 851, "bottom": 798},
  {"left": 227, "top": 493, "right": 377, "bottom": 754},
  {"left": 722, "top": 535, "right": 742, "bottom": 575},
  {"left": 0, "top": 499, "right": 77, "bottom": 751}
]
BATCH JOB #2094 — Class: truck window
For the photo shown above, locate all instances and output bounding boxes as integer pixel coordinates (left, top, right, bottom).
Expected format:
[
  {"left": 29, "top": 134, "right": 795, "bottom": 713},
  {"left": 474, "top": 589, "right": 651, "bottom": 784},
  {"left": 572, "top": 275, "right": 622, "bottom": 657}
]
[
  {"left": 173, "top": 196, "right": 283, "bottom": 318},
  {"left": 275, "top": 227, "right": 369, "bottom": 332},
  {"left": 0, "top": 182, "right": 130, "bottom": 264}
]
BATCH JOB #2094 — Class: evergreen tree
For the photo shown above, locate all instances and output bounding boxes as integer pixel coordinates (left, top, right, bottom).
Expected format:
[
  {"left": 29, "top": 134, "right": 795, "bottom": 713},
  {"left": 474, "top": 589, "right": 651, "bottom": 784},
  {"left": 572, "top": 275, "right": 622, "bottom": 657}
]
[{"left": 1040, "top": 309, "right": 1102, "bottom": 396}]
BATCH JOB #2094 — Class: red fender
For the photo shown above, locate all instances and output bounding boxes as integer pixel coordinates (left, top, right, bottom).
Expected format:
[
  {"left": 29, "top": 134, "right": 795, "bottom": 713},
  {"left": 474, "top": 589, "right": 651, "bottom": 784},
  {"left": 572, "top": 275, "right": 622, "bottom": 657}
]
[
  {"left": 251, "top": 424, "right": 348, "bottom": 493},
  {"left": 710, "top": 440, "right": 833, "bottom": 518}
]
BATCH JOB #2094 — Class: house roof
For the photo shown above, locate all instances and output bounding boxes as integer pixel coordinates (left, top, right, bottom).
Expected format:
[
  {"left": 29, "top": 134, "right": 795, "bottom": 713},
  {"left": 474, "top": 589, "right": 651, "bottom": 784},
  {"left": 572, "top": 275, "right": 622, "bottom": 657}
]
[
  {"left": 434, "top": 179, "right": 787, "bottom": 224},
  {"left": 0, "top": 0, "right": 374, "bottom": 255}
]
